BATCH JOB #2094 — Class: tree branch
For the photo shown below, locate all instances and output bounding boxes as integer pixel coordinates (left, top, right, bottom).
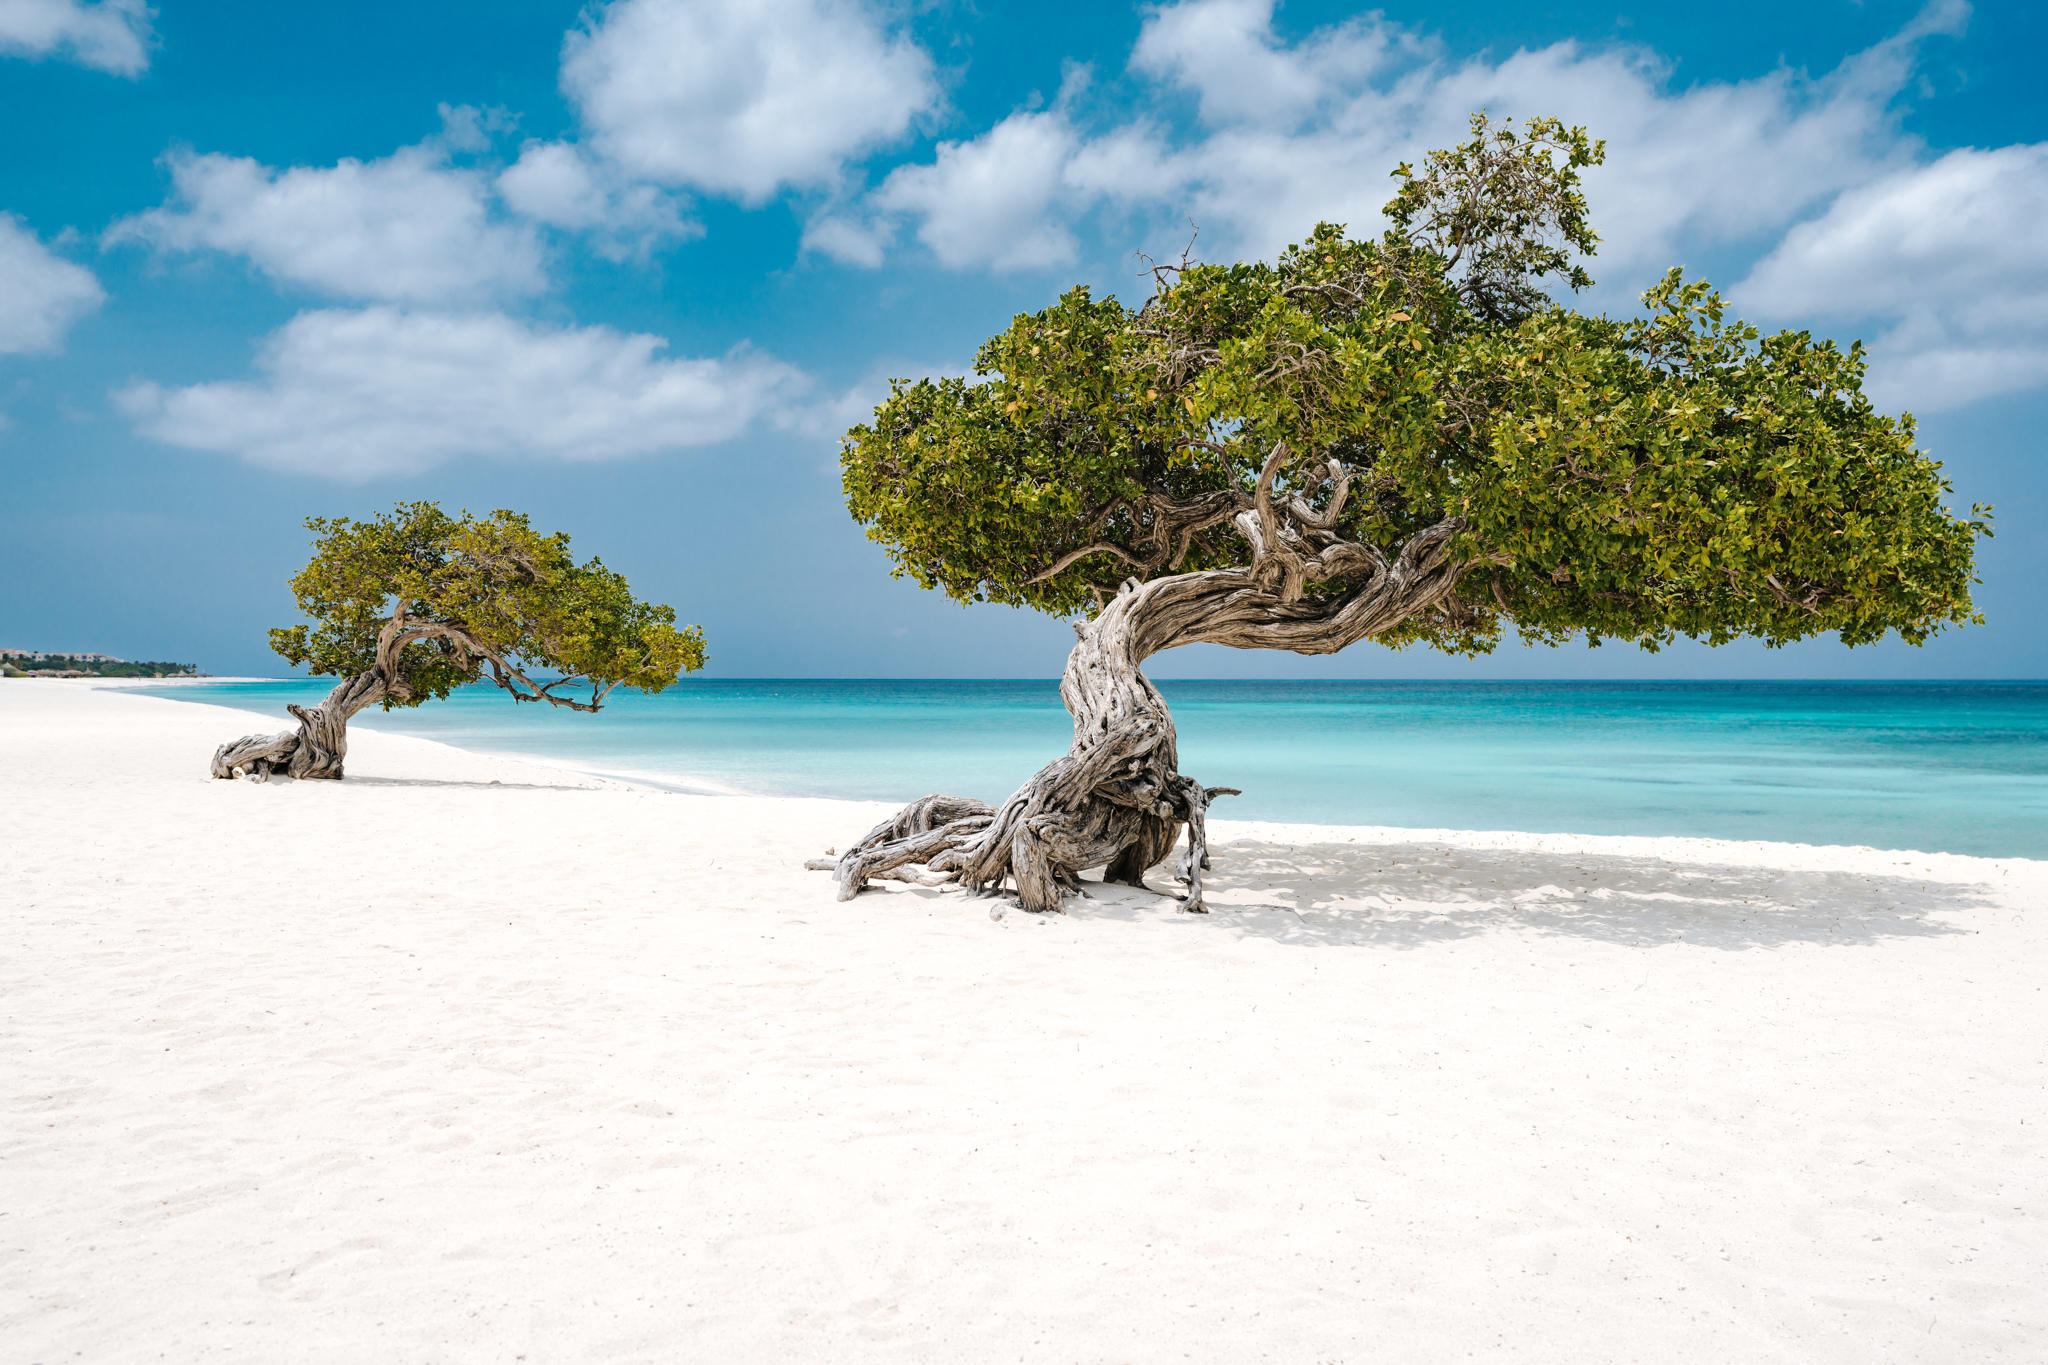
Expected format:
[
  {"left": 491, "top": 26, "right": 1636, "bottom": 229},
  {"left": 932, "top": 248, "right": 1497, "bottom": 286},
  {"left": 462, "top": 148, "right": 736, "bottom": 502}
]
[{"left": 1029, "top": 540, "right": 1149, "bottom": 584}]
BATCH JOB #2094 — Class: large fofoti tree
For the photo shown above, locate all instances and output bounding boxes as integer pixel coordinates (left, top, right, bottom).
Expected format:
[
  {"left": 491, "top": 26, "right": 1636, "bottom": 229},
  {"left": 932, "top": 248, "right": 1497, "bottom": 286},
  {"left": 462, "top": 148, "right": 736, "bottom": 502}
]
[
  {"left": 212, "top": 502, "right": 704, "bottom": 781},
  {"left": 824, "top": 115, "right": 1989, "bottom": 914}
]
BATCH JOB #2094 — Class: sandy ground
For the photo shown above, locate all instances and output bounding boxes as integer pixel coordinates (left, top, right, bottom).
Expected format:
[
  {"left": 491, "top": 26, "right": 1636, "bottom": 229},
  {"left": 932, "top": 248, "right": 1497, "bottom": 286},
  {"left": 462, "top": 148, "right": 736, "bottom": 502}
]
[{"left": 2, "top": 681, "right": 2043, "bottom": 1363}]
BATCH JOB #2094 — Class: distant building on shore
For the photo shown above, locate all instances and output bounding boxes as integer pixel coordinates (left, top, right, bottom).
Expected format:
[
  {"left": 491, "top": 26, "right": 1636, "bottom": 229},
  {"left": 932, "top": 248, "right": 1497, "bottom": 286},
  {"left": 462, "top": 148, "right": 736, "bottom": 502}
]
[
  {"left": 0, "top": 649, "right": 125, "bottom": 663},
  {"left": 1, "top": 649, "right": 201, "bottom": 679}
]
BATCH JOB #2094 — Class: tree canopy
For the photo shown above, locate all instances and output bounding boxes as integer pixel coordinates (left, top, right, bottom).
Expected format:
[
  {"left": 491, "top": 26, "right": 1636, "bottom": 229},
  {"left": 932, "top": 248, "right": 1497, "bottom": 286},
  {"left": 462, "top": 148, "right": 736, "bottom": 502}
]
[
  {"left": 842, "top": 114, "right": 1989, "bottom": 657},
  {"left": 270, "top": 501, "right": 704, "bottom": 711}
]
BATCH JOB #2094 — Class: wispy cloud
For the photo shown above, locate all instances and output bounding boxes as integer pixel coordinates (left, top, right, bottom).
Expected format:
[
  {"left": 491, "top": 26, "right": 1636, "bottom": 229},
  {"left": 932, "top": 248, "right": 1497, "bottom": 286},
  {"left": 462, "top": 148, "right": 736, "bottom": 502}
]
[
  {"left": 0, "top": 213, "right": 104, "bottom": 353},
  {"left": 107, "top": 119, "right": 549, "bottom": 305},
  {"left": 0, "top": 0, "right": 153, "bottom": 77},
  {"left": 119, "top": 308, "right": 808, "bottom": 479}
]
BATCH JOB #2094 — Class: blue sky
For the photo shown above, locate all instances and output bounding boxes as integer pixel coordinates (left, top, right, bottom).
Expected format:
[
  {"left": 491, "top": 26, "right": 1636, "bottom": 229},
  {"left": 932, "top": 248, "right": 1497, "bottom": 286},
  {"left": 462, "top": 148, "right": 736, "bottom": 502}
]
[{"left": 1, "top": 0, "right": 2042, "bottom": 679}]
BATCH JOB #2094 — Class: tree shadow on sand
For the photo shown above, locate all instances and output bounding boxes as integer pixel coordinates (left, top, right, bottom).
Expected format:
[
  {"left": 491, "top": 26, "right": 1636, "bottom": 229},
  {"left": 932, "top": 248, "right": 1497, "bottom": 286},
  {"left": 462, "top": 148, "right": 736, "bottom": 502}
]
[{"left": 1065, "top": 837, "right": 1993, "bottom": 950}]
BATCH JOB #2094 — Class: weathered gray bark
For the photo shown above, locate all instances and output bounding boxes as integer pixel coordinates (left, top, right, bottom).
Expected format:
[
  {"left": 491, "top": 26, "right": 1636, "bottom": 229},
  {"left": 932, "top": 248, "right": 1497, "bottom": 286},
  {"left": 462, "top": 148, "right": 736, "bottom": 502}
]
[
  {"left": 210, "top": 592, "right": 632, "bottom": 781},
  {"left": 210, "top": 669, "right": 386, "bottom": 781},
  {"left": 823, "top": 506, "right": 1467, "bottom": 914}
]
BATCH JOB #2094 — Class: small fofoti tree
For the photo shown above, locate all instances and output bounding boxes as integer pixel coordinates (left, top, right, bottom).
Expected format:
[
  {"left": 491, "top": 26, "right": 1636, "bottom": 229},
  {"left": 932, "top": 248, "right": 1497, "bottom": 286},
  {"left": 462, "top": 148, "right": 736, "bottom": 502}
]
[
  {"left": 212, "top": 502, "right": 705, "bottom": 781},
  {"left": 824, "top": 114, "right": 1990, "bottom": 914}
]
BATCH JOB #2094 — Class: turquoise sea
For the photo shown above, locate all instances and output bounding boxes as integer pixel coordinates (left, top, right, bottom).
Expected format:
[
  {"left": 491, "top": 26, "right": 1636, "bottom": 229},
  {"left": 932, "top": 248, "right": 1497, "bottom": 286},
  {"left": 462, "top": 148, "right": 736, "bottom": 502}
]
[{"left": 142, "top": 679, "right": 2048, "bottom": 859}]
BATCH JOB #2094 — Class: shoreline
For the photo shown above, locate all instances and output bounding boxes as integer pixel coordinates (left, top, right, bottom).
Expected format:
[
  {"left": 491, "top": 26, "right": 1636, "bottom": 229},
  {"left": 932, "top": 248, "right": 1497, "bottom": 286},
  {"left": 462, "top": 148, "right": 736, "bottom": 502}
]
[
  {"left": 80, "top": 674, "right": 290, "bottom": 686},
  {"left": 53, "top": 675, "right": 2046, "bottom": 873}
]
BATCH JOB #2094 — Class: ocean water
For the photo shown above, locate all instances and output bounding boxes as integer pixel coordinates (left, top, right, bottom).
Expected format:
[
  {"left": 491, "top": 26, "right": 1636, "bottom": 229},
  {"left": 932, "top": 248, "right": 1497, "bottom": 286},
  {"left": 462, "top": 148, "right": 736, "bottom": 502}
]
[{"left": 142, "top": 679, "right": 2048, "bottom": 859}]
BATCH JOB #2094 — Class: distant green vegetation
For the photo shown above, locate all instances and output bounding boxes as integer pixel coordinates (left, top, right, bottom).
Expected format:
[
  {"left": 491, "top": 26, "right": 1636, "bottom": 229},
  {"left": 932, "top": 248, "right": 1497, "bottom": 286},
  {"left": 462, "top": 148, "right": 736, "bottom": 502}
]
[{"left": 0, "top": 652, "right": 198, "bottom": 677}]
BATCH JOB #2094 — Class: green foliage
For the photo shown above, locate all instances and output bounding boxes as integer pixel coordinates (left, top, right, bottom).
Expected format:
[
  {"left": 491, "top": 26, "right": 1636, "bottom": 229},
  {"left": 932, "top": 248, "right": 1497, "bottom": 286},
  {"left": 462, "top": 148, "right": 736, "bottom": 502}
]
[
  {"left": 842, "top": 113, "right": 1988, "bottom": 655},
  {"left": 269, "top": 502, "right": 705, "bottom": 708},
  {"left": 1383, "top": 114, "right": 1603, "bottom": 324},
  {"left": 93, "top": 660, "right": 198, "bottom": 677}
]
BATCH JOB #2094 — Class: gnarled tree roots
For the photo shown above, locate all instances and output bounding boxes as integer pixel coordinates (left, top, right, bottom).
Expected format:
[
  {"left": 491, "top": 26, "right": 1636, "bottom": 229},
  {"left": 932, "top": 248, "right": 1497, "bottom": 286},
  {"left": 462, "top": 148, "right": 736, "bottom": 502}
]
[
  {"left": 813, "top": 711, "right": 1238, "bottom": 914},
  {"left": 210, "top": 701, "right": 351, "bottom": 781},
  {"left": 211, "top": 670, "right": 384, "bottom": 781}
]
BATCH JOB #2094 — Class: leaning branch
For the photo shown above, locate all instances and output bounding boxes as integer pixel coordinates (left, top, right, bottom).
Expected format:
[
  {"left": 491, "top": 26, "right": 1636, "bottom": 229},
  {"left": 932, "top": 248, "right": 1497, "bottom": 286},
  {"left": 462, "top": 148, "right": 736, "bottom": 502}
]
[
  {"left": 379, "top": 614, "right": 614, "bottom": 714},
  {"left": 1029, "top": 540, "right": 1149, "bottom": 584}
]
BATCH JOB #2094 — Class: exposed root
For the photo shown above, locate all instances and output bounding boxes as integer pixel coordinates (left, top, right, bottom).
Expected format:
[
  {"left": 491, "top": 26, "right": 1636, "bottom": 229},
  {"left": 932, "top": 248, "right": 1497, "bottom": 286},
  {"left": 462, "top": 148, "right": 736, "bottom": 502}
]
[
  {"left": 209, "top": 730, "right": 302, "bottom": 782},
  {"left": 818, "top": 737, "right": 1237, "bottom": 915},
  {"left": 211, "top": 669, "right": 384, "bottom": 781},
  {"left": 831, "top": 795, "right": 997, "bottom": 901}
]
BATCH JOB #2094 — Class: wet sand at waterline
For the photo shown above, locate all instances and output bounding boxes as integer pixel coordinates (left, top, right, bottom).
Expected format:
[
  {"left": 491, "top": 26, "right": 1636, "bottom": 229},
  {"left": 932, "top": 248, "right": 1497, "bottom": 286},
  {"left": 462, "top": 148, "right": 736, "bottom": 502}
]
[{"left": 4, "top": 682, "right": 2043, "bottom": 1360}]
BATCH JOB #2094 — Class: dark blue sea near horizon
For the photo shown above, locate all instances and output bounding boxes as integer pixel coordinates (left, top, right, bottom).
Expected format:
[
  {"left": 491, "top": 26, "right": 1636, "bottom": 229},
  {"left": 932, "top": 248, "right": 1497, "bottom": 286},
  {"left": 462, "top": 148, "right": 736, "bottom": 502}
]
[{"left": 139, "top": 679, "right": 2048, "bottom": 859}]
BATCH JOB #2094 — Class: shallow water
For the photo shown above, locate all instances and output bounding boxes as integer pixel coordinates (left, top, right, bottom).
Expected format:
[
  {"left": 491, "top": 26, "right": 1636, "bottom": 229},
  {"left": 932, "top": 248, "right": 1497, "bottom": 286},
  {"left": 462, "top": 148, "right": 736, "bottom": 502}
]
[{"left": 146, "top": 678, "right": 2048, "bottom": 858}]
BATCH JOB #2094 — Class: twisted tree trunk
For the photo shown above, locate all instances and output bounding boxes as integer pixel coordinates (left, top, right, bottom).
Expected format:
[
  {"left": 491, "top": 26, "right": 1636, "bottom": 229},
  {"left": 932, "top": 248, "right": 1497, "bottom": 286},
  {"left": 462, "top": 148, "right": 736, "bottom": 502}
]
[
  {"left": 210, "top": 669, "right": 387, "bottom": 780},
  {"left": 209, "top": 607, "right": 625, "bottom": 782},
  {"left": 824, "top": 516, "right": 1467, "bottom": 913}
]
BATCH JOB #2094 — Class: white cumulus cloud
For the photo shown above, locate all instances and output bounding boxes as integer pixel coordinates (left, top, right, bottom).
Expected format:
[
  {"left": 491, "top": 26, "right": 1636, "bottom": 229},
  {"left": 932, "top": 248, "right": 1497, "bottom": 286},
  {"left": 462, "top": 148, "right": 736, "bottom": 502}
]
[
  {"left": 108, "top": 138, "right": 547, "bottom": 304},
  {"left": 118, "top": 308, "right": 809, "bottom": 479},
  {"left": 0, "top": 212, "right": 104, "bottom": 353},
  {"left": 799, "top": 213, "right": 892, "bottom": 270},
  {"left": 1738, "top": 143, "right": 2048, "bottom": 412},
  {"left": 1129, "top": 0, "right": 1423, "bottom": 129},
  {"left": 560, "top": 0, "right": 939, "bottom": 203},
  {"left": 0, "top": 0, "right": 152, "bottom": 76},
  {"left": 865, "top": 112, "right": 1084, "bottom": 272},
  {"left": 830, "top": 0, "right": 1964, "bottom": 288},
  {"left": 497, "top": 139, "right": 696, "bottom": 259}
]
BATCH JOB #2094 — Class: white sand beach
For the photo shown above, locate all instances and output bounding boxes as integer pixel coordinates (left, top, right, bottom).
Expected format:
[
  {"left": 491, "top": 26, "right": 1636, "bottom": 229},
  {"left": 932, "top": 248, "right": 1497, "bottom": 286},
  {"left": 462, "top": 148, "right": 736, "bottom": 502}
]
[{"left": 3, "top": 681, "right": 2043, "bottom": 1362}]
